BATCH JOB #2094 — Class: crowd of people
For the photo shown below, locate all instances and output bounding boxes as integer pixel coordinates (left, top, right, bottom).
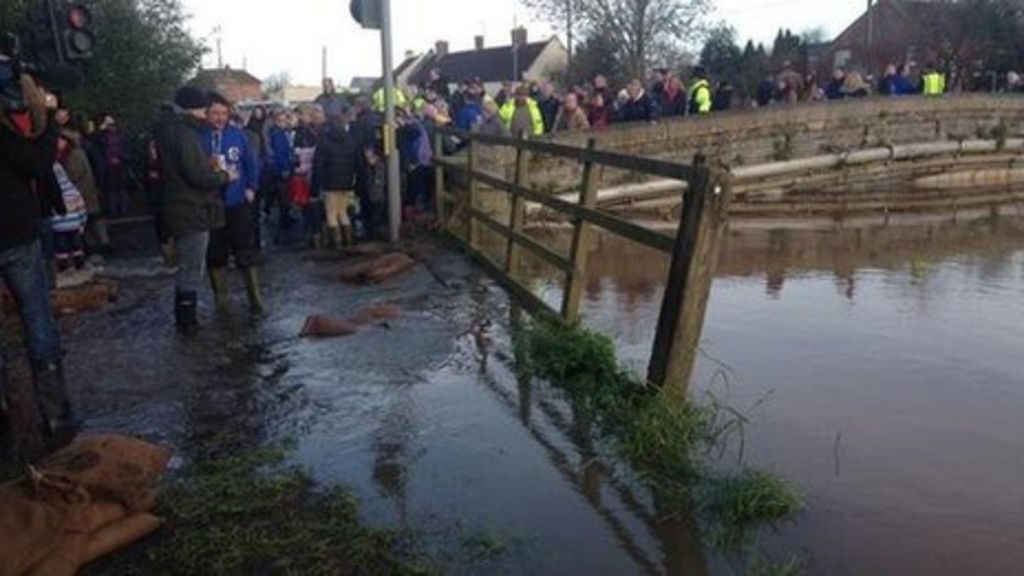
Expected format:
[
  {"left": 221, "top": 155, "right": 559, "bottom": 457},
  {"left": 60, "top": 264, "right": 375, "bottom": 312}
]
[{"left": 0, "top": 54, "right": 1003, "bottom": 443}]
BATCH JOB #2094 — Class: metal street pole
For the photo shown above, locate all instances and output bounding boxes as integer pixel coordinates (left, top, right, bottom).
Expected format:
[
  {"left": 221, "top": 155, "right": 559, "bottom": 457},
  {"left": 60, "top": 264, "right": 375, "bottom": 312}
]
[{"left": 380, "top": 0, "right": 401, "bottom": 244}]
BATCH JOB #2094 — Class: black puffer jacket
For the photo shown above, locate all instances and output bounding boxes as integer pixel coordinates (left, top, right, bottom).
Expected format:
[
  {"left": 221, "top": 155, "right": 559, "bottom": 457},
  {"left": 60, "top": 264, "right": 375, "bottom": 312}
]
[
  {"left": 155, "top": 111, "right": 229, "bottom": 238},
  {"left": 312, "top": 124, "right": 361, "bottom": 193},
  {"left": 0, "top": 119, "right": 60, "bottom": 252}
]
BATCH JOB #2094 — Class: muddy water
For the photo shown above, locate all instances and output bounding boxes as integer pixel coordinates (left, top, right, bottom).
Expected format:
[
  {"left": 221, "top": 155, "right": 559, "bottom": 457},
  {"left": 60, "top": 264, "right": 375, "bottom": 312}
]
[{"left": 523, "top": 217, "right": 1024, "bottom": 575}]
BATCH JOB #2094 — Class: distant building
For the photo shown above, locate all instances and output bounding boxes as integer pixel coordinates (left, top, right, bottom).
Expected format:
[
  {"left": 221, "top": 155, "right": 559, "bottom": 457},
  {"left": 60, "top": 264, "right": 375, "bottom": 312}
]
[
  {"left": 823, "top": 0, "right": 961, "bottom": 75},
  {"left": 348, "top": 76, "right": 378, "bottom": 94},
  {"left": 190, "top": 68, "right": 263, "bottom": 104},
  {"left": 266, "top": 85, "right": 322, "bottom": 107},
  {"left": 392, "top": 28, "right": 569, "bottom": 94}
]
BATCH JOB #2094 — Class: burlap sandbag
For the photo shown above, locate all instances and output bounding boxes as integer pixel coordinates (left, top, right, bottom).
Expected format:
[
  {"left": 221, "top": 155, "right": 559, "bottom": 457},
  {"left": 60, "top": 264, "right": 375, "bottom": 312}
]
[
  {"left": 0, "top": 485, "right": 63, "bottom": 576},
  {"left": 52, "top": 281, "right": 119, "bottom": 318},
  {"left": 300, "top": 315, "right": 360, "bottom": 338},
  {"left": 31, "top": 436, "right": 171, "bottom": 512},
  {"left": 350, "top": 304, "right": 403, "bottom": 325},
  {"left": 27, "top": 513, "right": 162, "bottom": 576},
  {"left": 339, "top": 253, "right": 416, "bottom": 284}
]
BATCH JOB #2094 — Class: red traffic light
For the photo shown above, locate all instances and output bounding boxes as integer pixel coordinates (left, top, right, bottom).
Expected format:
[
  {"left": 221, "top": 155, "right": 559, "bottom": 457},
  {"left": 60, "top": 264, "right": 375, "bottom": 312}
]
[{"left": 68, "top": 6, "right": 91, "bottom": 29}]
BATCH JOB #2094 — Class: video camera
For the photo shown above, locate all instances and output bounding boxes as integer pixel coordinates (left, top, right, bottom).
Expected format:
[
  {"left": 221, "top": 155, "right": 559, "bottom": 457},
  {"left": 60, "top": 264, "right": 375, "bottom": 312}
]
[{"left": 0, "top": 0, "right": 95, "bottom": 111}]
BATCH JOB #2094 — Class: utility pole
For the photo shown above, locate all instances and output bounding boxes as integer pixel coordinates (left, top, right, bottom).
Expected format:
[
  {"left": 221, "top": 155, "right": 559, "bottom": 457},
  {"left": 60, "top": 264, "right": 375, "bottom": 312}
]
[
  {"left": 566, "top": 0, "right": 573, "bottom": 71},
  {"left": 321, "top": 45, "right": 327, "bottom": 81},
  {"left": 380, "top": 0, "right": 401, "bottom": 244},
  {"left": 866, "top": 0, "right": 874, "bottom": 73}
]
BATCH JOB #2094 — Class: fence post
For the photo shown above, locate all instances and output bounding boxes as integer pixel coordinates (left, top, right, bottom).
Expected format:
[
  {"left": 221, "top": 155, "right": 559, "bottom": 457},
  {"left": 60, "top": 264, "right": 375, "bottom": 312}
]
[
  {"left": 434, "top": 131, "right": 446, "bottom": 228},
  {"left": 647, "top": 155, "right": 732, "bottom": 394},
  {"left": 561, "top": 138, "right": 600, "bottom": 323},
  {"left": 505, "top": 136, "right": 530, "bottom": 275},
  {"left": 466, "top": 138, "right": 479, "bottom": 247}
]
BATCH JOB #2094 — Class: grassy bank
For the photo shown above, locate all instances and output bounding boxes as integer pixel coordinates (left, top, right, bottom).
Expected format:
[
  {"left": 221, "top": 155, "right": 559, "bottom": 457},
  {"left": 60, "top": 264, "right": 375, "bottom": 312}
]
[
  {"left": 88, "top": 443, "right": 430, "bottom": 576},
  {"left": 518, "top": 320, "right": 802, "bottom": 563}
]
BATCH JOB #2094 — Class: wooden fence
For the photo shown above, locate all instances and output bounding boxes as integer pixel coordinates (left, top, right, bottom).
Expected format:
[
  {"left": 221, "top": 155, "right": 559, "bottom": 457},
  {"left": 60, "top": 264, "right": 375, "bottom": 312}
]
[{"left": 432, "top": 127, "right": 733, "bottom": 392}]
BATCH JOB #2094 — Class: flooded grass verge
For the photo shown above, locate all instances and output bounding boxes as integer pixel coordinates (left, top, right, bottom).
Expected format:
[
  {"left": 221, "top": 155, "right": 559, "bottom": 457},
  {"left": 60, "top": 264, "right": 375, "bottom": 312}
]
[
  {"left": 518, "top": 320, "right": 803, "bottom": 569},
  {"left": 87, "top": 442, "right": 432, "bottom": 576}
]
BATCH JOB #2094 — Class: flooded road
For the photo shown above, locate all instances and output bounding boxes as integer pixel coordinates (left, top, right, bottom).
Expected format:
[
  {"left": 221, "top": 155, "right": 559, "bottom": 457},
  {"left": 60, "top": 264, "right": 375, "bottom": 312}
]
[
  {"left": 525, "top": 217, "right": 1024, "bottom": 575},
  {"left": 20, "top": 214, "right": 1022, "bottom": 575}
]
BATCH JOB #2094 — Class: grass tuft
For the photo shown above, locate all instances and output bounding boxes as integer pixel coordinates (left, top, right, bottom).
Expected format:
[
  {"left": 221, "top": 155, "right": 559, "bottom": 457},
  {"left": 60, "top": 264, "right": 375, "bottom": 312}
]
[
  {"left": 519, "top": 319, "right": 803, "bottom": 560},
  {"left": 88, "top": 443, "right": 430, "bottom": 576}
]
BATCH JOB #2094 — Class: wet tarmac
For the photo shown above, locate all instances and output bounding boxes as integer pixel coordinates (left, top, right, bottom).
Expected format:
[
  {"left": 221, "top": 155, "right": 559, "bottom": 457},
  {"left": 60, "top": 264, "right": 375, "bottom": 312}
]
[{"left": 20, "top": 224, "right": 719, "bottom": 575}]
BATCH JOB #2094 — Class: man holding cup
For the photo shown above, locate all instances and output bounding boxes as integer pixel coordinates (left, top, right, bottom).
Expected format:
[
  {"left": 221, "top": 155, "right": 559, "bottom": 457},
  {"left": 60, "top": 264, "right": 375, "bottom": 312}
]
[{"left": 202, "top": 92, "right": 263, "bottom": 315}]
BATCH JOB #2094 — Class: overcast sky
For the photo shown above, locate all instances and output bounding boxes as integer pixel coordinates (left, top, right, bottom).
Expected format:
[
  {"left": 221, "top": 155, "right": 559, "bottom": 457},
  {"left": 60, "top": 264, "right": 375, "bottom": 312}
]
[{"left": 184, "top": 0, "right": 867, "bottom": 86}]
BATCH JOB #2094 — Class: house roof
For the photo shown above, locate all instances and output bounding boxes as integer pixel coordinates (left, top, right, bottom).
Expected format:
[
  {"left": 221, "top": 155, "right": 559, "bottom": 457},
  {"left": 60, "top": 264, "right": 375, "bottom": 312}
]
[
  {"left": 406, "top": 39, "right": 553, "bottom": 86},
  {"left": 349, "top": 76, "right": 378, "bottom": 92},
  {"left": 190, "top": 68, "right": 263, "bottom": 88},
  {"left": 830, "top": 0, "right": 960, "bottom": 50}
]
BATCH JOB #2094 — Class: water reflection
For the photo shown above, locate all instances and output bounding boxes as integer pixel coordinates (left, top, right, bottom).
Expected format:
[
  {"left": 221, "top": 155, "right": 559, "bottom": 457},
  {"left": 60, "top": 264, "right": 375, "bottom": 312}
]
[{"left": 519, "top": 214, "right": 1024, "bottom": 575}]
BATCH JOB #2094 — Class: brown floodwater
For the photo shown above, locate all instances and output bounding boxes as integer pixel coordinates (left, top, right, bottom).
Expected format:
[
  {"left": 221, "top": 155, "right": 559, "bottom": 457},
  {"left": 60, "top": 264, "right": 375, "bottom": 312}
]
[{"left": 518, "top": 216, "right": 1024, "bottom": 575}]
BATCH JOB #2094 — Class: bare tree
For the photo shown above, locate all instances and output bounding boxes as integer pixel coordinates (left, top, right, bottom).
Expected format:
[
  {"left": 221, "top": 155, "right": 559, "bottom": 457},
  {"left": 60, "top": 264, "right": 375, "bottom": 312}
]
[
  {"left": 520, "top": 0, "right": 587, "bottom": 66},
  {"left": 262, "top": 72, "right": 291, "bottom": 98},
  {"left": 524, "top": 0, "right": 710, "bottom": 80}
]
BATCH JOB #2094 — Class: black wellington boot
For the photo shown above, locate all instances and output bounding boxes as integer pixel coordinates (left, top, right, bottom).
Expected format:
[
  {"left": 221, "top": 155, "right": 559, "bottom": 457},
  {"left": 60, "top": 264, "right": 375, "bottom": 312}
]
[{"left": 175, "top": 291, "right": 200, "bottom": 336}]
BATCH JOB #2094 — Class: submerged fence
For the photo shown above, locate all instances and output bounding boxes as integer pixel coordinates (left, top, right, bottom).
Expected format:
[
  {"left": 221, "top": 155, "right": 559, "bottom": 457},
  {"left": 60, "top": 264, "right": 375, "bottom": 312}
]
[{"left": 432, "top": 127, "right": 733, "bottom": 391}]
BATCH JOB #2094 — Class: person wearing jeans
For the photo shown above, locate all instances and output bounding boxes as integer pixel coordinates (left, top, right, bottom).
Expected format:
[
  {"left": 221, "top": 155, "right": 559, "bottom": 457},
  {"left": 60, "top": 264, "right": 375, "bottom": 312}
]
[
  {"left": 0, "top": 72, "right": 74, "bottom": 437},
  {"left": 155, "top": 87, "right": 231, "bottom": 334}
]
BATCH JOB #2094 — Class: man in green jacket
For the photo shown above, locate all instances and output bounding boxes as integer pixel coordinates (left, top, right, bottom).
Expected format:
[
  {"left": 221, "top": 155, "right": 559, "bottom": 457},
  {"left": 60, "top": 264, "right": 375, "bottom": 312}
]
[
  {"left": 688, "top": 66, "right": 713, "bottom": 115},
  {"left": 499, "top": 85, "right": 544, "bottom": 137},
  {"left": 155, "top": 87, "right": 233, "bottom": 334}
]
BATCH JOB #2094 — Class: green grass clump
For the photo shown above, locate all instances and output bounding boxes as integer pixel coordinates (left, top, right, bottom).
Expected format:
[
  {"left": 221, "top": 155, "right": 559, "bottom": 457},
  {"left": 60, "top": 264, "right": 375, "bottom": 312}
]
[
  {"left": 702, "top": 470, "right": 804, "bottom": 552},
  {"left": 519, "top": 319, "right": 802, "bottom": 558},
  {"left": 90, "top": 444, "right": 429, "bottom": 576}
]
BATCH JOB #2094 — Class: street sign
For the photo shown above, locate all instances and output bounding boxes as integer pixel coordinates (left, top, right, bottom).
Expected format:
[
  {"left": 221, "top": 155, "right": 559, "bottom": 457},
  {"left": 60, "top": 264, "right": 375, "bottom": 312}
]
[{"left": 349, "top": 0, "right": 382, "bottom": 30}]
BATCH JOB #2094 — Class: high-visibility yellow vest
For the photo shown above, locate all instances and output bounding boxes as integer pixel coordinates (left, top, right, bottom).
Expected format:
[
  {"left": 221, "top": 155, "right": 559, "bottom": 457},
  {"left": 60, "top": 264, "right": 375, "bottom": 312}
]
[
  {"left": 922, "top": 72, "right": 946, "bottom": 96},
  {"left": 373, "top": 87, "right": 409, "bottom": 112},
  {"left": 498, "top": 98, "right": 544, "bottom": 136},
  {"left": 689, "top": 79, "right": 712, "bottom": 114}
]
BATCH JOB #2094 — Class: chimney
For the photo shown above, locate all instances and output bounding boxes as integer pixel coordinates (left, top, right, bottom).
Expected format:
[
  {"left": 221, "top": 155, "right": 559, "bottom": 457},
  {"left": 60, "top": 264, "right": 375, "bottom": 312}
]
[
  {"left": 404, "top": 50, "right": 415, "bottom": 60},
  {"left": 435, "top": 40, "right": 449, "bottom": 57},
  {"left": 511, "top": 27, "right": 528, "bottom": 47},
  {"left": 475, "top": 35, "right": 485, "bottom": 51}
]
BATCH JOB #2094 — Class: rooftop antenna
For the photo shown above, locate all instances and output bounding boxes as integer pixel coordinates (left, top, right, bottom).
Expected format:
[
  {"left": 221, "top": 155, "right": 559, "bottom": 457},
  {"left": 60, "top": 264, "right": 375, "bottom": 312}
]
[{"left": 212, "top": 25, "right": 224, "bottom": 69}]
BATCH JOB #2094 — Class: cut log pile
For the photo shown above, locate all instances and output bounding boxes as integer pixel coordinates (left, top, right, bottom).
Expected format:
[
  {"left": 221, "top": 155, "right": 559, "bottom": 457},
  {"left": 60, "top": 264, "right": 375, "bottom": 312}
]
[{"left": 0, "top": 435, "right": 171, "bottom": 576}]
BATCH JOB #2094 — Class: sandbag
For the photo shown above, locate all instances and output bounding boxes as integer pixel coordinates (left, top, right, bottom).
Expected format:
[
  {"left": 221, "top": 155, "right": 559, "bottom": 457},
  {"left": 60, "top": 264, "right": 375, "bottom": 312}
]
[
  {"left": 52, "top": 280, "right": 119, "bottom": 317},
  {"left": 0, "top": 486, "right": 63, "bottom": 576},
  {"left": 32, "top": 435, "right": 172, "bottom": 512},
  {"left": 350, "top": 304, "right": 403, "bottom": 325},
  {"left": 28, "top": 513, "right": 163, "bottom": 575},
  {"left": 339, "top": 252, "right": 416, "bottom": 285},
  {"left": 300, "top": 315, "right": 360, "bottom": 338}
]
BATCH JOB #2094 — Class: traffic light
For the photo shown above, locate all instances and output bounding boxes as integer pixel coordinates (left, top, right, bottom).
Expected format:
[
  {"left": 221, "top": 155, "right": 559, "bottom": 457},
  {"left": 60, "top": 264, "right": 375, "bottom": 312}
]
[
  {"left": 59, "top": 1, "right": 95, "bottom": 61},
  {"left": 350, "top": 0, "right": 382, "bottom": 30}
]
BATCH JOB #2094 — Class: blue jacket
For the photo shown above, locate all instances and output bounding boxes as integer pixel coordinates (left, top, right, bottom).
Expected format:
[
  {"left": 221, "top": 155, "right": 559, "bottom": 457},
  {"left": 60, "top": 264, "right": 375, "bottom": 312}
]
[
  {"left": 202, "top": 125, "right": 260, "bottom": 208},
  {"left": 269, "top": 126, "right": 294, "bottom": 181},
  {"left": 457, "top": 100, "right": 482, "bottom": 131}
]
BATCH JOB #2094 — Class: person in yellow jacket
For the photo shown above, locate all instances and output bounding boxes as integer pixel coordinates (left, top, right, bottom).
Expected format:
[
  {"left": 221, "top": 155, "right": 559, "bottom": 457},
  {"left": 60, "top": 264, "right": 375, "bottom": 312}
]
[
  {"left": 688, "top": 66, "right": 713, "bottom": 115},
  {"left": 498, "top": 85, "right": 544, "bottom": 136},
  {"left": 373, "top": 86, "right": 409, "bottom": 112},
  {"left": 921, "top": 63, "right": 946, "bottom": 96}
]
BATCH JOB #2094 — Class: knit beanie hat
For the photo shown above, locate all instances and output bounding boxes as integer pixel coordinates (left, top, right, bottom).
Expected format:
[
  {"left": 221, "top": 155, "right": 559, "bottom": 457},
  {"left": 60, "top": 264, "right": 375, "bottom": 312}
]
[{"left": 174, "top": 86, "right": 209, "bottom": 111}]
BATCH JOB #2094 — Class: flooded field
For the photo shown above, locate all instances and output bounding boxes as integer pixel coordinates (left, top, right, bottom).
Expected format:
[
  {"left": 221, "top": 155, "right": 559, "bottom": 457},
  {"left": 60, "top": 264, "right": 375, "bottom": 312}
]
[{"left": 524, "top": 216, "right": 1024, "bottom": 575}]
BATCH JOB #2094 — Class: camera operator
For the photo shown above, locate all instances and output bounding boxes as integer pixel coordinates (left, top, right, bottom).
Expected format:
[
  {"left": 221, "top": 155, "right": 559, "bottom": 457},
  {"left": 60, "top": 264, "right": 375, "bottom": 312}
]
[{"left": 0, "top": 71, "right": 75, "bottom": 438}]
